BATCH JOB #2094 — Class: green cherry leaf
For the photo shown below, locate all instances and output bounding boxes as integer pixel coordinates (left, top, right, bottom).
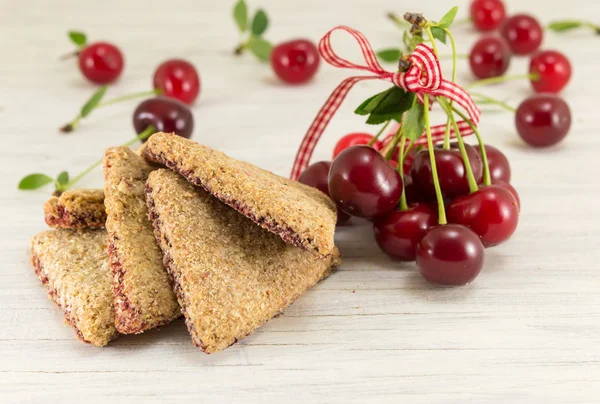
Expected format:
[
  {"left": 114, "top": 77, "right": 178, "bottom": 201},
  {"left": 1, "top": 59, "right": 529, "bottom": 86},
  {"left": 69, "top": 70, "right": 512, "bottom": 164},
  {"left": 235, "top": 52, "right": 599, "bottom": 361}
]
[
  {"left": 403, "top": 102, "right": 426, "bottom": 141},
  {"left": 80, "top": 85, "right": 108, "bottom": 118},
  {"left": 366, "top": 87, "right": 415, "bottom": 124},
  {"left": 68, "top": 30, "right": 87, "bottom": 48},
  {"left": 376, "top": 48, "right": 402, "bottom": 63},
  {"left": 56, "top": 171, "right": 69, "bottom": 186},
  {"left": 438, "top": 6, "right": 459, "bottom": 29},
  {"left": 402, "top": 30, "right": 411, "bottom": 51},
  {"left": 251, "top": 9, "right": 269, "bottom": 36},
  {"left": 249, "top": 37, "right": 273, "bottom": 61},
  {"left": 430, "top": 27, "right": 447, "bottom": 44},
  {"left": 355, "top": 88, "right": 394, "bottom": 116},
  {"left": 547, "top": 21, "right": 582, "bottom": 32},
  {"left": 233, "top": 0, "right": 248, "bottom": 32},
  {"left": 18, "top": 173, "right": 54, "bottom": 190}
]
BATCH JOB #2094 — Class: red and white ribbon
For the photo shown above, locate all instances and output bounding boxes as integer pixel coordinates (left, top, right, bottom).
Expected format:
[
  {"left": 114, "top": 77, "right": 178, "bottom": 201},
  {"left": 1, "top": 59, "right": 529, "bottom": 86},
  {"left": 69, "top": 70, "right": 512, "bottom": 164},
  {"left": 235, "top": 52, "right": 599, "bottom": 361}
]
[{"left": 290, "top": 25, "right": 481, "bottom": 180}]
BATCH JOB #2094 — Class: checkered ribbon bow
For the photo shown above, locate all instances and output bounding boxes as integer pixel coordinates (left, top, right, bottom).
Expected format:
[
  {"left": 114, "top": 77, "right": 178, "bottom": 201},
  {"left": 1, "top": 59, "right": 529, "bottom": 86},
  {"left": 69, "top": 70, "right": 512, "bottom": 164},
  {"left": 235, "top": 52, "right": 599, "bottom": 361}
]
[{"left": 290, "top": 25, "right": 480, "bottom": 180}]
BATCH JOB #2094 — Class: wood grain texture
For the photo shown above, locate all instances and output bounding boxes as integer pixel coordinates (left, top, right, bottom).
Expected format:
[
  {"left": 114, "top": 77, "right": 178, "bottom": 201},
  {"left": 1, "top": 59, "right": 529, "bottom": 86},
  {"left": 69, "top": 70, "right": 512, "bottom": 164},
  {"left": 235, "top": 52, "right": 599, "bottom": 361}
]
[{"left": 1, "top": 0, "right": 599, "bottom": 402}]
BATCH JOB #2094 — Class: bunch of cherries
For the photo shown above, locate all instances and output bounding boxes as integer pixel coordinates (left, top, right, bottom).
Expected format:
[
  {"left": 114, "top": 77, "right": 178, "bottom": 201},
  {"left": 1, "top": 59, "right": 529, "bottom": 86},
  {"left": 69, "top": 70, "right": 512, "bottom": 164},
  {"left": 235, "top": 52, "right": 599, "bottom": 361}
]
[{"left": 467, "top": 0, "right": 572, "bottom": 148}]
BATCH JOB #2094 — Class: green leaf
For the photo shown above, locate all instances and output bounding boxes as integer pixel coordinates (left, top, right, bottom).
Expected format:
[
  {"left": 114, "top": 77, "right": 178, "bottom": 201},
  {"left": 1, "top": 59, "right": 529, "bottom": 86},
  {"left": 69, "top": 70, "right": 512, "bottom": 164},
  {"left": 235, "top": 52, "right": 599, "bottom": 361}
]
[
  {"left": 355, "top": 88, "right": 394, "bottom": 116},
  {"left": 376, "top": 48, "right": 402, "bottom": 63},
  {"left": 438, "top": 6, "right": 458, "bottom": 29},
  {"left": 249, "top": 37, "right": 273, "bottom": 61},
  {"left": 365, "top": 87, "right": 416, "bottom": 124},
  {"left": 547, "top": 21, "right": 582, "bottom": 32},
  {"left": 56, "top": 171, "right": 69, "bottom": 186},
  {"left": 402, "top": 31, "right": 411, "bottom": 50},
  {"left": 80, "top": 85, "right": 108, "bottom": 118},
  {"left": 251, "top": 9, "right": 269, "bottom": 36},
  {"left": 412, "top": 32, "right": 425, "bottom": 47},
  {"left": 233, "top": 0, "right": 248, "bottom": 32},
  {"left": 18, "top": 173, "right": 54, "bottom": 190},
  {"left": 68, "top": 31, "right": 87, "bottom": 48},
  {"left": 430, "top": 27, "right": 447, "bottom": 44},
  {"left": 402, "top": 103, "right": 425, "bottom": 141}
]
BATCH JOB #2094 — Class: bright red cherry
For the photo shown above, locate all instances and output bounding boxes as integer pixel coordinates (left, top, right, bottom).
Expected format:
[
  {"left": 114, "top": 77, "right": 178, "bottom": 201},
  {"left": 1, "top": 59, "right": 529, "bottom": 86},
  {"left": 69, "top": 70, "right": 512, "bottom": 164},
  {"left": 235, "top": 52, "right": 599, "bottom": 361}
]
[
  {"left": 494, "top": 180, "right": 520, "bottom": 210},
  {"left": 411, "top": 143, "right": 483, "bottom": 199},
  {"left": 516, "top": 94, "right": 571, "bottom": 147},
  {"left": 417, "top": 225, "right": 485, "bottom": 286},
  {"left": 501, "top": 14, "right": 543, "bottom": 55},
  {"left": 470, "top": 0, "right": 506, "bottom": 31},
  {"left": 78, "top": 42, "right": 124, "bottom": 84},
  {"left": 270, "top": 39, "right": 320, "bottom": 84},
  {"left": 479, "top": 144, "right": 511, "bottom": 183},
  {"left": 153, "top": 59, "right": 200, "bottom": 105},
  {"left": 298, "top": 161, "right": 351, "bottom": 225},
  {"left": 529, "top": 50, "right": 572, "bottom": 94},
  {"left": 373, "top": 204, "right": 437, "bottom": 261},
  {"left": 328, "top": 145, "right": 402, "bottom": 219},
  {"left": 333, "top": 133, "right": 383, "bottom": 159},
  {"left": 447, "top": 185, "right": 519, "bottom": 247},
  {"left": 469, "top": 36, "right": 511, "bottom": 79},
  {"left": 133, "top": 97, "right": 194, "bottom": 140}
]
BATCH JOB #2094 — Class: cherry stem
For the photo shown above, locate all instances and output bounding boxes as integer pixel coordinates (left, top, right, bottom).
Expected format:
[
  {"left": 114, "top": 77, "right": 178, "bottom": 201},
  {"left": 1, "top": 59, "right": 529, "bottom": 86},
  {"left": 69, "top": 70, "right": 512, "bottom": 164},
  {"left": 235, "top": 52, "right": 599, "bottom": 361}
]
[
  {"left": 451, "top": 106, "right": 491, "bottom": 186},
  {"left": 59, "top": 50, "right": 80, "bottom": 61},
  {"left": 368, "top": 120, "right": 391, "bottom": 146},
  {"left": 467, "top": 72, "right": 540, "bottom": 89},
  {"left": 383, "top": 124, "right": 403, "bottom": 160},
  {"left": 424, "top": 26, "right": 440, "bottom": 58},
  {"left": 234, "top": 40, "right": 250, "bottom": 55},
  {"left": 438, "top": 98, "right": 478, "bottom": 194},
  {"left": 63, "top": 126, "right": 155, "bottom": 190},
  {"left": 398, "top": 135, "right": 408, "bottom": 211},
  {"left": 442, "top": 27, "right": 458, "bottom": 150},
  {"left": 469, "top": 91, "right": 516, "bottom": 113},
  {"left": 61, "top": 88, "right": 161, "bottom": 133},
  {"left": 547, "top": 20, "right": 600, "bottom": 34},
  {"left": 423, "top": 96, "right": 447, "bottom": 225}
]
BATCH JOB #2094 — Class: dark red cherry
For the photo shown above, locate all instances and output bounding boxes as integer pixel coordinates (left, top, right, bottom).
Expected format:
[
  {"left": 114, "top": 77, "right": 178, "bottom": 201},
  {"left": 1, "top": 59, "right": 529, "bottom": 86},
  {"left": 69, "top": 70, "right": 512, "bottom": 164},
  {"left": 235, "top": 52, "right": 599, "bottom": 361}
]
[
  {"left": 529, "top": 50, "right": 572, "bottom": 94},
  {"left": 298, "top": 161, "right": 351, "bottom": 225},
  {"left": 417, "top": 224, "right": 485, "bottom": 286},
  {"left": 515, "top": 94, "right": 571, "bottom": 147},
  {"left": 494, "top": 180, "right": 520, "bottom": 211},
  {"left": 328, "top": 145, "right": 403, "bottom": 219},
  {"left": 501, "top": 14, "right": 543, "bottom": 55},
  {"left": 133, "top": 96, "right": 194, "bottom": 140},
  {"left": 469, "top": 36, "right": 511, "bottom": 79},
  {"left": 447, "top": 185, "right": 519, "bottom": 247},
  {"left": 153, "top": 59, "right": 200, "bottom": 105},
  {"left": 270, "top": 39, "right": 320, "bottom": 84},
  {"left": 373, "top": 204, "right": 437, "bottom": 261},
  {"left": 333, "top": 133, "right": 383, "bottom": 159},
  {"left": 478, "top": 144, "right": 511, "bottom": 183},
  {"left": 470, "top": 0, "right": 506, "bottom": 31},
  {"left": 78, "top": 42, "right": 124, "bottom": 84},
  {"left": 411, "top": 143, "right": 483, "bottom": 199}
]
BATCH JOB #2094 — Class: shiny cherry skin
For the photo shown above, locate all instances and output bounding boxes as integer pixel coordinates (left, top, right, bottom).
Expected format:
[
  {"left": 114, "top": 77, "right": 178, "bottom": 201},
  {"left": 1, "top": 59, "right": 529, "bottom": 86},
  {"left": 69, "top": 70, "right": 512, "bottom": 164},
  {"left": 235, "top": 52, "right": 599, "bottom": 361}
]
[
  {"left": 328, "top": 145, "right": 403, "bottom": 219},
  {"left": 298, "top": 161, "right": 351, "bottom": 225},
  {"left": 333, "top": 133, "right": 383, "bottom": 159},
  {"left": 494, "top": 180, "right": 520, "bottom": 211},
  {"left": 479, "top": 144, "right": 511, "bottom": 183},
  {"left": 411, "top": 143, "right": 483, "bottom": 199},
  {"left": 529, "top": 50, "right": 572, "bottom": 94},
  {"left": 373, "top": 204, "right": 437, "bottom": 261},
  {"left": 469, "top": 36, "right": 511, "bottom": 79},
  {"left": 470, "top": 0, "right": 506, "bottom": 31},
  {"left": 133, "top": 96, "right": 194, "bottom": 140},
  {"left": 78, "top": 42, "right": 124, "bottom": 84},
  {"left": 501, "top": 14, "right": 543, "bottom": 55},
  {"left": 270, "top": 39, "right": 320, "bottom": 84},
  {"left": 417, "top": 224, "right": 485, "bottom": 286},
  {"left": 515, "top": 94, "right": 571, "bottom": 147},
  {"left": 153, "top": 59, "right": 200, "bottom": 105},
  {"left": 447, "top": 185, "right": 519, "bottom": 247}
]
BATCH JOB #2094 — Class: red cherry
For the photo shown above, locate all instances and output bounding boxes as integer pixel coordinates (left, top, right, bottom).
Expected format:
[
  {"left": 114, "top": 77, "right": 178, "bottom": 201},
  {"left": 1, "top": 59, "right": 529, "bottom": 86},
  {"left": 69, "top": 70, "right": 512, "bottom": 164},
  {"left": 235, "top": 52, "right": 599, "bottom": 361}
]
[
  {"left": 270, "top": 39, "right": 320, "bottom": 84},
  {"left": 478, "top": 144, "right": 511, "bottom": 183},
  {"left": 328, "top": 145, "right": 403, "bottom": 219},
  {"left": 153, "top": 59, "right": 200, "bottom": 105},
  {"left": 417, "top": 225, "right": 485, "bottom": 286},
  {"left": 133, "top": 96, "right": 194, "bottom": 140},
  {"left": 373, "top": 204, "right": 437, "bottom": 261},
  {"left": 78, "top": 42, "right": 124, "bottom": 84},
  {"left": 333, "top": 133, "right": 383, "bottom": 159},
  {"left": 501, "top": 14, "right": 543, "bottom": 55},
  {"left": 411, "top": 143, "right": 483, "bottom": 199},
  {"left": 494, "top": 180, "right": 520, "bottom": 210},
  {"left": 516, "top": 94, "right": 571, "bottom": 147},
  {"left": 470, "top": 0, "right": 506, "bottom": 31},
  {"left": 529, "top": 50, "right": 572, "bottom": 93},
  {"left": 298, "top": 161, "right": 351, "bottom": 225},
  {"left": 447, "top": 185, "right": 519, "bottom": 247},
  {"left": 469, "top": 36, "right": 511, "bottom": 79}
]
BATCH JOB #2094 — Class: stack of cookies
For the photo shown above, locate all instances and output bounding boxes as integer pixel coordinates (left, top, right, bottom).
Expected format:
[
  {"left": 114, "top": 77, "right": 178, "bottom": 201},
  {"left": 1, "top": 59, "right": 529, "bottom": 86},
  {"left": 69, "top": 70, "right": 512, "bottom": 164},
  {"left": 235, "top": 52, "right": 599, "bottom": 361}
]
[{"left": 31, "top": 133, "right": 340, "bottom": 353}]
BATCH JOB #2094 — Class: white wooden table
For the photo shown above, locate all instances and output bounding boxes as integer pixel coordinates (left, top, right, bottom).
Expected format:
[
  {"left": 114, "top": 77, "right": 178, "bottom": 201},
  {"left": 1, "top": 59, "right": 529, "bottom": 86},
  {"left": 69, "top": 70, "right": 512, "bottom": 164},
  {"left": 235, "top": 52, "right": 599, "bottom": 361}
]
[{"left": 2, "top": 0, "right": 599, "bottom": 402}]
